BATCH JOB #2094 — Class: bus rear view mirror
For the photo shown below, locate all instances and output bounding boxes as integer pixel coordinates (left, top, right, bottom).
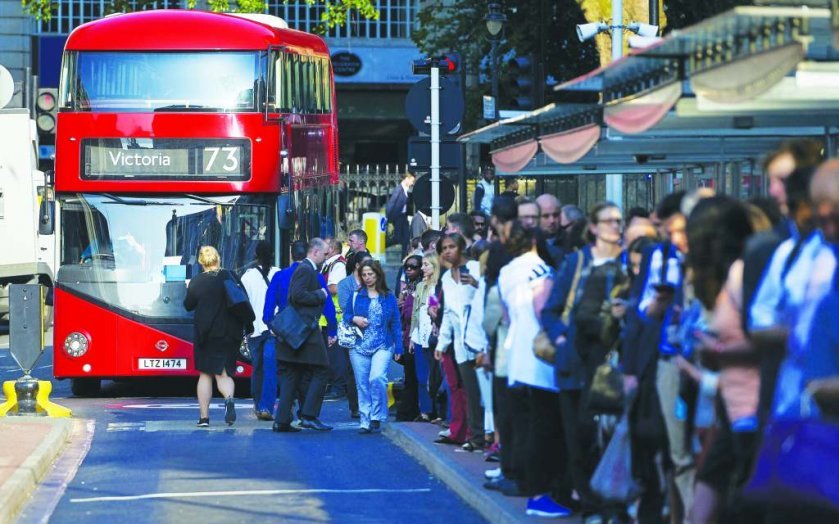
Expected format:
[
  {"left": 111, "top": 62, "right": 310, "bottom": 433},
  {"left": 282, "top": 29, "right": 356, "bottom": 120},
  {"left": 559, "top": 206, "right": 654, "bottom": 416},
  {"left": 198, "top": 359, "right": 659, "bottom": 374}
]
[{"left": 39, "top": 199, "right": 55, "bottom": 235}]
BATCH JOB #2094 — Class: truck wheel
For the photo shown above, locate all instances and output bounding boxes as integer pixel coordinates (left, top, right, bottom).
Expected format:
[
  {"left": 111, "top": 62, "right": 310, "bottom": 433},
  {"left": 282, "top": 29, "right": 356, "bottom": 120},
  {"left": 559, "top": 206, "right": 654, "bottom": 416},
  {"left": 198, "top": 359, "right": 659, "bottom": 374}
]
[{"left": 71, "top": 378, "right": 101, "bottom": 397}]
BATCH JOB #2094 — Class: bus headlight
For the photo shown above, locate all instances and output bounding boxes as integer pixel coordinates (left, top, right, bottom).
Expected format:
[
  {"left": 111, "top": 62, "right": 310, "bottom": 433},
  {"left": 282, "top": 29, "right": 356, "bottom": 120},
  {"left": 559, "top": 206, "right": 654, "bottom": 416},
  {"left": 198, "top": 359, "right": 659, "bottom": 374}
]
[{"left": 63, "top": 332, "right": 89, "bottom": 357}]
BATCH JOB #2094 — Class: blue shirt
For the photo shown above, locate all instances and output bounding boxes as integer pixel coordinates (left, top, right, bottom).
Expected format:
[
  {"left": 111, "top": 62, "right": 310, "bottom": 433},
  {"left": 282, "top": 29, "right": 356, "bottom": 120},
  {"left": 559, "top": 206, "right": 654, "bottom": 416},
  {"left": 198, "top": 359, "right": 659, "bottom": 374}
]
[
  {"left": 636, "top": 242, "right": 685, "bottom": 356},
  {"left": 345, "top": 288, "right": 402, "bottom": 355},
  {"left": 263, "top": 261, "right": 337, "bottom": 336},
  {"left": 749, "top": 231, "right": 826, "bottom": 332}
]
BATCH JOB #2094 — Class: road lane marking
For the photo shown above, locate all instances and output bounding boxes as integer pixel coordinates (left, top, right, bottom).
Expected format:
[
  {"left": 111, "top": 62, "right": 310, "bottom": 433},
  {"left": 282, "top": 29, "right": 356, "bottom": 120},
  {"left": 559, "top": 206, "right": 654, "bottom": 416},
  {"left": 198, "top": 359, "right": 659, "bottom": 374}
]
[
  {"left": 106, "top": 422, "right": 146, "bottom": 432},
  {"left": 106, "top": 421, "right": 363, "bottom": 433},
  {"left": 70, "top": 488, "right": 432, "bottom": 503}
]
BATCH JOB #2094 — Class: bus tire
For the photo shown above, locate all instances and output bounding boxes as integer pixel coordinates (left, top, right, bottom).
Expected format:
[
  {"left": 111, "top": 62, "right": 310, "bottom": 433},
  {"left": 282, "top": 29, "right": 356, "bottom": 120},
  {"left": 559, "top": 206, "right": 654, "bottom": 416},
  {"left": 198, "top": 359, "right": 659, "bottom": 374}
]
[{"left": 71, "top": 378, "right": 101, "bottom": 397}]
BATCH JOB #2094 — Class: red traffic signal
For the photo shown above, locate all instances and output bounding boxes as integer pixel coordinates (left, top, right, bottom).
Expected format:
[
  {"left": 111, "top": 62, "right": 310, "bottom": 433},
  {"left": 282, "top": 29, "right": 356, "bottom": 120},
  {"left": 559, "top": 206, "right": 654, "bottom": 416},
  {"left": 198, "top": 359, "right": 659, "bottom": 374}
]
[{"left": 411, "top": 55, "right": 459, "bottom": 75}]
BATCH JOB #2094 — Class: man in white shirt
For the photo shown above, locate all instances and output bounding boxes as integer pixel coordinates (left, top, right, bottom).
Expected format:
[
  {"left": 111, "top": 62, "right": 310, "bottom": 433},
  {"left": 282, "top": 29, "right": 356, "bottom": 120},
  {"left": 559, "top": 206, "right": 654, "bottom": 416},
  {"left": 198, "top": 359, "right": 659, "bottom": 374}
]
[{"left": 240, "top": 241, "right": 280, "bottom": 420}]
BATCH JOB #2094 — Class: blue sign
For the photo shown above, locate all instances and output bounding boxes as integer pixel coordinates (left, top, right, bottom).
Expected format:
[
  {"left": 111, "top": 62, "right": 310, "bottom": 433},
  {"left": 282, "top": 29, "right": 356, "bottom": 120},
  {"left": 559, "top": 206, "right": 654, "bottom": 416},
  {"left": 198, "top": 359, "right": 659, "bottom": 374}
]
[
  {"left": 328, "top": 44, "right": 421, "bottom": 84},
  {"left": 39, "top": 145, "right": 55, "bottom": 160}
]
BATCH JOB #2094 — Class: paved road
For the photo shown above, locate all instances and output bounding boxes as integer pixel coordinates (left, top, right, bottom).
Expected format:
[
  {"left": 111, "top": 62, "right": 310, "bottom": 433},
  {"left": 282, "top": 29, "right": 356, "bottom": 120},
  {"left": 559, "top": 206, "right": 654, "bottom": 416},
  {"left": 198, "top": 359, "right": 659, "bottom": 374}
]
[{"left": 1, "top": 335, "right": 485, "bottom": 523}]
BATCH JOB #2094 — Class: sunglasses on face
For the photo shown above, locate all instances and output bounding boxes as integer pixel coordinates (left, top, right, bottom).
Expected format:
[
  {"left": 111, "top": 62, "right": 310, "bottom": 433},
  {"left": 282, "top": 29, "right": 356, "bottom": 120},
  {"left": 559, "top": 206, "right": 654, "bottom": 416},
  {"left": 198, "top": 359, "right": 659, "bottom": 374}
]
[{"left": 405, "top": 264, "right": 420, "bottom": 270}]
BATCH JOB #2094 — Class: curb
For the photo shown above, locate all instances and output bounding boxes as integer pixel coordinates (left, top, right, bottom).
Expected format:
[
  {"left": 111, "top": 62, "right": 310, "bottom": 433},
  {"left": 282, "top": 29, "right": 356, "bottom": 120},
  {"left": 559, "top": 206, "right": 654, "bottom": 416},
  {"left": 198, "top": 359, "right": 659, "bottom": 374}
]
[
  {"left": 0, "top": 418, "right": 73, "bottom": 524},
  {"left": 383, "top": 424, "right": 523, "bottom": 524}
]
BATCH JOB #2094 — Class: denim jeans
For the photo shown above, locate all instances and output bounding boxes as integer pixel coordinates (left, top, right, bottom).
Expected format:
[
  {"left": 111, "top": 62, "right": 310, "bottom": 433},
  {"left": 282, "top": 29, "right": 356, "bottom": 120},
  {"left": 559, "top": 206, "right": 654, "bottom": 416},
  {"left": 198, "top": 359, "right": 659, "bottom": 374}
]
[
  {"left": 250, "top": 333, "right": 277, "bottom": 413},
  {"left": 350, "top": 348, "right": 391, "bottom": 428},
  {"left": 413, "top": 343, "right": 433, "bottom": 414}
]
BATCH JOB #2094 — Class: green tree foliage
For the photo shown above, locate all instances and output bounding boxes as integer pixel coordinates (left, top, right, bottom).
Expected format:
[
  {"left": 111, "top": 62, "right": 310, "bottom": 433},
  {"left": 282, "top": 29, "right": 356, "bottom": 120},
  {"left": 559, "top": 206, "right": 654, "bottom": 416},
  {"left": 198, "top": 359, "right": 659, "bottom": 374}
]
[
  {"left": 20, "top": 0, "right": 379, "bottom": 34},
  {"left": 662, "top": 0, "right": 751, "bottom": 32},
  {"left": 413, "top": 0, "right": 600, "bottom": 129}
]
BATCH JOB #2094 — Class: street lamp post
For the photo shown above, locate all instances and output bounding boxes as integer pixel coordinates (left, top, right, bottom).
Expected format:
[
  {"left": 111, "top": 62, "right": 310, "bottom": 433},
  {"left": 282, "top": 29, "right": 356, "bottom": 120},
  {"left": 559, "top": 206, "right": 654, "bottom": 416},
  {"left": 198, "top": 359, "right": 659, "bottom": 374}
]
[{"left": 485, "top": 3, "right": 506, "bottom": 121}]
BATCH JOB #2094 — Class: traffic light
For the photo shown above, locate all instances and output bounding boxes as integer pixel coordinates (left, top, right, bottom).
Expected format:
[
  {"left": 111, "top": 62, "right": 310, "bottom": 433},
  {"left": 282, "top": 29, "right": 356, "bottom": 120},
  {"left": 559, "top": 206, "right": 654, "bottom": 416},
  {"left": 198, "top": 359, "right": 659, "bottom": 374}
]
[
  {"left": 412, "top": 55, "right": 459, "bottom": 76},
  {"left": 507, "top": 55, "right": 534, "bottom": 110},
  {"left": 36, "top": 88, "right": 58, "bottom": 135}
]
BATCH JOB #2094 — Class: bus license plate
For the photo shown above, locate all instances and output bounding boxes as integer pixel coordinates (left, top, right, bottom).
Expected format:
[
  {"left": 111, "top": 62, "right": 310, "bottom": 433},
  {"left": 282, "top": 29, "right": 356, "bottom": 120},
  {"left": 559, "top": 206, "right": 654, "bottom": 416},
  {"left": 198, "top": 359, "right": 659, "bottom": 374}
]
[{"left": 138, "top": 358, "right": 187, "bottom": 370}]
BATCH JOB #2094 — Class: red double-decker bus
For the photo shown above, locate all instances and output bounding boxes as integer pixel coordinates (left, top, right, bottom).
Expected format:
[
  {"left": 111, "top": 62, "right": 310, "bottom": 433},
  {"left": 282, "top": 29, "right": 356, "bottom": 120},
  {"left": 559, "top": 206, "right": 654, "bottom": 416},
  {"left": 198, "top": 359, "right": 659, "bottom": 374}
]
[{"left": 52, "top": 10, "right": 338, "bottom": 395}]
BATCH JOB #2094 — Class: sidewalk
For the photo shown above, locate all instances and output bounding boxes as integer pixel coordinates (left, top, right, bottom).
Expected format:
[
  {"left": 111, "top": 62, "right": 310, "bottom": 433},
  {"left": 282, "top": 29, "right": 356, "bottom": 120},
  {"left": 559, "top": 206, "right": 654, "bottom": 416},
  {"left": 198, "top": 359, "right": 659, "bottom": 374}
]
[
  {"left": 383, "top": 420, "right": 582, "bottom": 524},
  {"left": 0, "top": 417, "right": 74, "bottom": 524}
]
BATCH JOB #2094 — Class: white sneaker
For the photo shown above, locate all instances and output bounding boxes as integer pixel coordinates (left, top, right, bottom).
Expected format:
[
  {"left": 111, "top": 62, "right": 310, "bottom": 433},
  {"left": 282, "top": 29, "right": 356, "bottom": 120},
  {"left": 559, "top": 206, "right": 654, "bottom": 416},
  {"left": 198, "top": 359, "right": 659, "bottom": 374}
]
[
  {"left": 484, "top": 467, "right": 502, "bottom": 480},
  {"left": 438, "top": 428, "right": 451, "bottom": 438}
]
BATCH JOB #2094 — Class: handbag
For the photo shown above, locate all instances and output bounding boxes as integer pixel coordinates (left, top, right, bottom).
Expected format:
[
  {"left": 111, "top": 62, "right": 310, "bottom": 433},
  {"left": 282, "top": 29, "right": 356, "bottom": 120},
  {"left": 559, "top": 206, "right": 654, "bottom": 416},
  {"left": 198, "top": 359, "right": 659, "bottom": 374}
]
[
  {"left": 337, "top": 291, "right": 360, "bottom": 347},
  {"left": 238, "top": 334, "right": 252, "bottom": 363},
  {"left": 533, "top": 330, "right": 555, "bottom": 364},
  {"left": 743, "top": 394, "right": 839, "bottom": 512},
  {"left": 270, "top": 305, "right": 316, "bottom": 350},
  {"left": 588, "top": 350, "right": 625, "bottom": 414},
  {"left": 533, "top": 252, "right": 584, "bottom": 364},
  {"left": 590, "top": 412, "right": 643, "bottom": 503}
]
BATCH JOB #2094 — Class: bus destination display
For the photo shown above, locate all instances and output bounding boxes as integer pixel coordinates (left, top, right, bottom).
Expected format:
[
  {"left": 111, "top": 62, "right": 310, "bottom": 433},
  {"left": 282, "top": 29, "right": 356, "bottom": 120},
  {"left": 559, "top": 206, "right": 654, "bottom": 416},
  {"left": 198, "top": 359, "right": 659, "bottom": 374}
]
[{"left": 82, "top": 138, "right": 251, "bottom": 180}]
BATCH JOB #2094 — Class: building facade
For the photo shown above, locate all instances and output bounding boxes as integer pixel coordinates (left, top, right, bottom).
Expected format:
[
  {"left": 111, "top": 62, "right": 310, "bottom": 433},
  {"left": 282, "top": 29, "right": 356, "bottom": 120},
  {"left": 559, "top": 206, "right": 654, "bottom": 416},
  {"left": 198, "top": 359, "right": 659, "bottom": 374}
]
[{"left": 0, "top": 0, "right": 423, "bottom": 166}]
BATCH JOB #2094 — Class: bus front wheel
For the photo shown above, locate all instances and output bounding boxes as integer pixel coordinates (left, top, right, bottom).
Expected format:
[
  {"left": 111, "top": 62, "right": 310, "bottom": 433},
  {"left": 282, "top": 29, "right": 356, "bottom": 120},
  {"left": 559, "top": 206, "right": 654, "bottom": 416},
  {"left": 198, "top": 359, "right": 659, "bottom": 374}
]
[{"left": 71, "top": 378, "right": 101, "bottom": 397}]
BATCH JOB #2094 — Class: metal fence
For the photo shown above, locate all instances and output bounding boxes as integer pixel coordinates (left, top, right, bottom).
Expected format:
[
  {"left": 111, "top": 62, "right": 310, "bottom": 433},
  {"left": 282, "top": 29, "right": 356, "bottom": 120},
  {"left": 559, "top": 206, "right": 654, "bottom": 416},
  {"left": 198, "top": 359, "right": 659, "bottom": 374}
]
[
  {"left": 37, "top": 0, "right": 418, "bottom": 39},
  {"left": 332, "top": 164, "right": 406, "bottom": 237}
]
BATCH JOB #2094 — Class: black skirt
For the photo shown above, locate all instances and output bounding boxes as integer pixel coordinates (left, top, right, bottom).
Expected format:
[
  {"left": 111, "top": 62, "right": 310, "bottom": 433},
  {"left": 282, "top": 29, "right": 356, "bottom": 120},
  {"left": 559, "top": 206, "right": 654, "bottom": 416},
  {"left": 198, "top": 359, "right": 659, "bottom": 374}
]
[{"left": 194, "top": 335, "right": 239, "bottom": 376}]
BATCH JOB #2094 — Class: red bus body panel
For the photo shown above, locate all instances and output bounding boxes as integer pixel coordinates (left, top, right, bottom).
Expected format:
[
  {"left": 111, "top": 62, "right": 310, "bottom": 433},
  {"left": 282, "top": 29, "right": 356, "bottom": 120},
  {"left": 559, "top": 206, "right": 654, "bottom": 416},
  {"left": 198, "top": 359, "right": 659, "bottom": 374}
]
[{"left": 53, "top": 288, "right": 251, "bottom": 378}]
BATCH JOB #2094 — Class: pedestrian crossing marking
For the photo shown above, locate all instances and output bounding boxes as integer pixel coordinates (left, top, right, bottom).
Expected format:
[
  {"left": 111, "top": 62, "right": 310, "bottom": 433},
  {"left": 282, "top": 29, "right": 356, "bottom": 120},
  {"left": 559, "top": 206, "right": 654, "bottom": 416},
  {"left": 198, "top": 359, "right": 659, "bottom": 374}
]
[{"left": 71, "top": 488, "right": 433, "bottom": 503}]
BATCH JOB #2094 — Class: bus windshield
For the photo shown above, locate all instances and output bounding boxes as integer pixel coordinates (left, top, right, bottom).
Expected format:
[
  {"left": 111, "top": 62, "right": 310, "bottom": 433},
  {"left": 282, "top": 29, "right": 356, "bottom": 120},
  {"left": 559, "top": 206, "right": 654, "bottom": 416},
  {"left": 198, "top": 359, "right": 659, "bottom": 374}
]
[
  {"left": 62, "top": 51, "right": 263, "bottom": 112},
  {"left": 57, "top": 194, "right": 274, "bottom": 321}
]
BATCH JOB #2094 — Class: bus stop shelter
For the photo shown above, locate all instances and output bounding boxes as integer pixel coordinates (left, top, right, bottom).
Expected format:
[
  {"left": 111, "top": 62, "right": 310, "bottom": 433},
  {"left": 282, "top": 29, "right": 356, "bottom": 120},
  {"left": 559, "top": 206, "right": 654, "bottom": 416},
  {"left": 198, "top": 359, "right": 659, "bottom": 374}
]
[{"left": 458, "top": 3, "right": 839, "bottom": 209}]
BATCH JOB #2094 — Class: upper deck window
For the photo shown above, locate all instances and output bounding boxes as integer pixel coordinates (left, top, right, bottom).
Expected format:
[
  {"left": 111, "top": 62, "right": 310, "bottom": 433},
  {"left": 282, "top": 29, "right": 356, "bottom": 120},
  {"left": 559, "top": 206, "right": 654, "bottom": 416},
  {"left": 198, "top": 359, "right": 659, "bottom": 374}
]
[
  {"left": 61, "top": 51, "right": 262, "bottom": 113},
  {"left": 270, "top": 50, "right": 332, "bottom": 114}
]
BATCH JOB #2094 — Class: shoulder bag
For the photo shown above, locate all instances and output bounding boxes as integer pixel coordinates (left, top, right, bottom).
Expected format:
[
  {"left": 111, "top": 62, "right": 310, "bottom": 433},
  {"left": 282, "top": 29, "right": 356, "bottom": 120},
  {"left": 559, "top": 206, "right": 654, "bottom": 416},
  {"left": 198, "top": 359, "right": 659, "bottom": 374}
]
[
  {"left": 534, "top": 253, "right": 584, "bottom": 364},
  {"left": 270, "top": 305, "right": 316, "bottom": 351},
  {"left": 743, "top": 393, "right": 839, "bottom": 512},
  {"left": 337, "top": 291, "right": 360, "bottom": 347},
  {"left": 223, "top": 271, "right": 256, "bottom": 327}
]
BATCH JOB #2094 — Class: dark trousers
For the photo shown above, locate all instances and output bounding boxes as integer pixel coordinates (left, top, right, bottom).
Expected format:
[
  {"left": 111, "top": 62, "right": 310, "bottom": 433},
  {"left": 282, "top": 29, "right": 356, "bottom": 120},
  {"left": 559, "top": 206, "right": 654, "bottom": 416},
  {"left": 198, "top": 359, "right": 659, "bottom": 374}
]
[
  {"left": 343, "top": 346, "right": 359, "bottom": 413},
  {"left": 558, "top": 389, "right": 600, "bottom": 511},
  {"left": 523, "top": 387, "right": 570, "bottom": 500},
  {"left": 508, "top": 386, "right": 531, "bottom": 486},
  {"left": 458, "top": 360, "right": 485, "bottom": 444},
  {"left": 275, "top": 361, "right": 329, "bottom": 424},
  {"left": 396, "top": 352, "right": 420, "bottom": 421},
  {"left": 493, "top": 376, "right": 518, "bottom": 480},
  {"left": 326, "top": 329, "right": 349, "bottom": 395}
]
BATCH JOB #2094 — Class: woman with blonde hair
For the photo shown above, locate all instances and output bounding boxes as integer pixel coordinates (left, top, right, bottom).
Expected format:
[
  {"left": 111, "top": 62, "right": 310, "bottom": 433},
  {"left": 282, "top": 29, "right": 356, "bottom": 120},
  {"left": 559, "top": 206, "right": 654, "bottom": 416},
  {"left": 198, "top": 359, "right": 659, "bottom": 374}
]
[
  {"left": 410, "top": 252, "right": 441, "bottom": 421},
  {"left": 184, "top": 246, "right": 253, "bottom": 427}
]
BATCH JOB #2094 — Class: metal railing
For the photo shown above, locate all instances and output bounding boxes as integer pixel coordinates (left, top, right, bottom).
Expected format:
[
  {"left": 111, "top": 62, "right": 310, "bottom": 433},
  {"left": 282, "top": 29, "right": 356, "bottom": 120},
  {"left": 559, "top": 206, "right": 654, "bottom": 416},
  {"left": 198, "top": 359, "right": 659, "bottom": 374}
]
[
  {"left": 37, "top": 0, "right": 177, "bottom": 33},
  {"left": 37, "top": 0, "right": 418, "bottom": 39},
  {"left": 266, "top": 0, "right": 417, "bottom": 40},
  {"left": 333, "top": 164, "right": 407, "bottom": 236}
]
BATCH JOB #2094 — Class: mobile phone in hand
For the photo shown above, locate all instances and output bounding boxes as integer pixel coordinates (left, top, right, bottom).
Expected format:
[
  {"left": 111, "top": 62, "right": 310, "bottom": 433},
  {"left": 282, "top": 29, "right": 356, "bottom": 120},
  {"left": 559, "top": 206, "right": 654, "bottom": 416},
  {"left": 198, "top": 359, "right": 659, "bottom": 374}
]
[{"left": 653, "top": 282, "right": 676, "bottom": 294}]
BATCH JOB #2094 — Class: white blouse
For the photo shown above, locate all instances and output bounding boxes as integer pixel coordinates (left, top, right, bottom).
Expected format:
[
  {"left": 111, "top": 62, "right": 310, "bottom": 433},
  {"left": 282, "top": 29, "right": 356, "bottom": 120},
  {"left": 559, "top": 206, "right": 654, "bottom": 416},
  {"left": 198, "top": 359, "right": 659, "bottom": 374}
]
[
  {"left": 499, "top": 251, "right": 557, "bottom": 392},
  {"left": 437, "top": 259, "right": 481, "bottom": 364}
]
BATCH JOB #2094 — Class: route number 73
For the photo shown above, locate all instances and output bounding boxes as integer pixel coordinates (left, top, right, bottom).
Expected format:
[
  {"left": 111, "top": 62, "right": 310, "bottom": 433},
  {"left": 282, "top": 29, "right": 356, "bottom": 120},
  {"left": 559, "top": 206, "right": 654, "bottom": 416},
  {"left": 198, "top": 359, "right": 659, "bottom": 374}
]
[{"left": 204, "top": 146, "right": 240, "bottom": 172}]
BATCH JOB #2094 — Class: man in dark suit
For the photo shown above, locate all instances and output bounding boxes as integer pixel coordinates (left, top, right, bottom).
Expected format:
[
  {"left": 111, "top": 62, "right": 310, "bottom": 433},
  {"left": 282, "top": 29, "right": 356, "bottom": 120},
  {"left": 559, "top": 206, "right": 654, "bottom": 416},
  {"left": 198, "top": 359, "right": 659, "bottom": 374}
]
[
  {"left": 273, "top": 238, "right": 335, "bottom": 432},
  {"left": 386, "top": 172, "right": 416, "bottom": 256}
]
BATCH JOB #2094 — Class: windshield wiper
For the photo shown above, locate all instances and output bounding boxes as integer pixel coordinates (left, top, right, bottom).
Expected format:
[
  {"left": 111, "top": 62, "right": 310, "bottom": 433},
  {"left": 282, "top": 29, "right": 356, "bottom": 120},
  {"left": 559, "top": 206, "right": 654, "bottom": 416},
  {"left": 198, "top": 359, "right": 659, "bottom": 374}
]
[
  {"left": 153, "top": 104, "right": 214, "bottom": 112},
  {"left": 185, "top": 194, "right": 234, "bottom": 206},
  {"left": 100, "top": 193, "right": 177, "bottom": 206}
]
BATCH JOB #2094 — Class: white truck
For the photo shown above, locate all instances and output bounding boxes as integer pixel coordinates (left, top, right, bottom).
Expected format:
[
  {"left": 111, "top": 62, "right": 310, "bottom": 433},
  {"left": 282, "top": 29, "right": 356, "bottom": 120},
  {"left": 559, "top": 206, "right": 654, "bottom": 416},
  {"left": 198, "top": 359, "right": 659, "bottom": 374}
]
[{"left": 0, "top": 67, "right": 57, "bottom": 321}]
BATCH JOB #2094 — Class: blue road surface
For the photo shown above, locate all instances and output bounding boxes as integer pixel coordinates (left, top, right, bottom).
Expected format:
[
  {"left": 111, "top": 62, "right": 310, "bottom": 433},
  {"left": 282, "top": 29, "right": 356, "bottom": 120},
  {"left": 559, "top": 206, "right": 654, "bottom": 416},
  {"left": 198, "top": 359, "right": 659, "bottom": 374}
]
[{"left": 1, "top": 336, "right": 484, "bottom": 523}]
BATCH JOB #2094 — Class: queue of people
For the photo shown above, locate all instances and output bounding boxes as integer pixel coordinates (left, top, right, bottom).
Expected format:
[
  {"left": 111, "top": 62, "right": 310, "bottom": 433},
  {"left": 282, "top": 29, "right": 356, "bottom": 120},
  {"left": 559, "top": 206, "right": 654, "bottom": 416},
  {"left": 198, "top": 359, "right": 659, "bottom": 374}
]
[
  {"left": 183, "top": 141, "right": 839, "bottom": 522},
  {"left": 387, "top": 140, "right": 839, "bottom": 523}
]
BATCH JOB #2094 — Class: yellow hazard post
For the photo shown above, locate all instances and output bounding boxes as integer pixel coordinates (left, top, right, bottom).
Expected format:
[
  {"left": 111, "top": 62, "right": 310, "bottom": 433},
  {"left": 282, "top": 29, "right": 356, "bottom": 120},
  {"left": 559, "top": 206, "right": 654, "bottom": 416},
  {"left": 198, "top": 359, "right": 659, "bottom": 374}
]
[{"left": 0, "top": 284, "right": 71, "bottom": 418}]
